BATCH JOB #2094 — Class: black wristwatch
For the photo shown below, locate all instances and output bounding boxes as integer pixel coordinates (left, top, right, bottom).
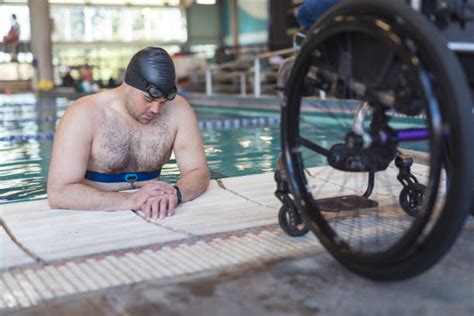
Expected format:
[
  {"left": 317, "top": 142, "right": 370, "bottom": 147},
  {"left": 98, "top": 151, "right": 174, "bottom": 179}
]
[{"left": 173, "top": 185, "right": 182, "bottom": 204}]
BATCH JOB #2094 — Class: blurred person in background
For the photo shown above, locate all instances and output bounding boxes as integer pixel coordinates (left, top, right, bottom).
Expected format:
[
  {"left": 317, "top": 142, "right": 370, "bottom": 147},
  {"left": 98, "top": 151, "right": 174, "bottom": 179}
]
[
  {"left": 77, "top": 65, "right": 99, "bottom": 93},
  {"left": 2, "top": 14, "right": 20, "bottom": 62},
  {"left": 61, "top": 70, "right": 75, "bottom": 88}
]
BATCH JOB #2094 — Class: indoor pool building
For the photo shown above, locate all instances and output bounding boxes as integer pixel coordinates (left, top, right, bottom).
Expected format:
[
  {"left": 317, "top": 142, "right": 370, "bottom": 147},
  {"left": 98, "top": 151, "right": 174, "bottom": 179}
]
[{"left": 1, "top": 1, "right": 473, "bottom": 315}]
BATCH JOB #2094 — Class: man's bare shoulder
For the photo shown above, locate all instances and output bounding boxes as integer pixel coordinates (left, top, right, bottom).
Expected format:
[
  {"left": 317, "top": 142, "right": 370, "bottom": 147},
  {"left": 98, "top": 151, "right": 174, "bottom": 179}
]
[
  {"left": 63, "top": 90, "right": 114, "bottom": 121},
  {"left": 167, "top": 95, "right": 194, "bottom": 116},
  {"left": 167, "top": 95, "right": 201, "bottom": 141}
]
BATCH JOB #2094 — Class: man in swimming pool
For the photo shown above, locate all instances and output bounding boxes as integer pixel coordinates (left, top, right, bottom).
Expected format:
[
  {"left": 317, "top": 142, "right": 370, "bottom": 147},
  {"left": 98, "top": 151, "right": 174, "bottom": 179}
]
[{"left": 47, "top": 47, "right": 210, "bottom": 220}]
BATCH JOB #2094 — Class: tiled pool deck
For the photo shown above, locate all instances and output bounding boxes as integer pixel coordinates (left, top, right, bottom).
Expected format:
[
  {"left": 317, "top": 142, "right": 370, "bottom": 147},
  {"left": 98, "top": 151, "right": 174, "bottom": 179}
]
[
  {"left": 0, "top": 170, "right": 323, "bottom": 310},
  {"left": 1, "top": 166, "right": 472, "bottom": 314}
]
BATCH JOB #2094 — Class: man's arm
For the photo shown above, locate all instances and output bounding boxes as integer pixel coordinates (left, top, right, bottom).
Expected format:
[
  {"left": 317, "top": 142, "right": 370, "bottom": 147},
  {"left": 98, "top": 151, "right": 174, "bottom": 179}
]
[
  {"left": 47, "top": 99, "right": 165, "bottom": 211},
  {"left": 172, "top": 96, "right": 210, "bottom": 203},
  {"left": 125, "top": 96, "right": 210, "bottom": 220}
]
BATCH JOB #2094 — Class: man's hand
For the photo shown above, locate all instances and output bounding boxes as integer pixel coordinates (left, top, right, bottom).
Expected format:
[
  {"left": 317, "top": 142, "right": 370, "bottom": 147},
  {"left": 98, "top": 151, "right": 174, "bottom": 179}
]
[
  {"left": 130, "top": 181, "right": 175, "bottom": 210},
  {"left": 140, "top": 194, "right": 178, "bottom": 220}
]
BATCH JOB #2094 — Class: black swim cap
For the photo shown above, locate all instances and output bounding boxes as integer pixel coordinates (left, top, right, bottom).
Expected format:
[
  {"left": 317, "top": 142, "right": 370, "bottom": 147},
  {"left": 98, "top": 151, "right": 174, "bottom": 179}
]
[{"left": 124, "top": 47, "right": 176, "bottom": 96}]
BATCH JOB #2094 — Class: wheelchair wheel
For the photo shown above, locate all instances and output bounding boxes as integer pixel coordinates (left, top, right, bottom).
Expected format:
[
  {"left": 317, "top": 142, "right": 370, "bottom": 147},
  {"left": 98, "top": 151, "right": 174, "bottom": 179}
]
[
  {"left": 281, "top": 0, "right": 473, "bottom": 280},
  {"left": 399, "top": 182, "right": 426, "bottom": 217},
  {"left": 279, "top": 206, "right": 310, "bottom": 237}
]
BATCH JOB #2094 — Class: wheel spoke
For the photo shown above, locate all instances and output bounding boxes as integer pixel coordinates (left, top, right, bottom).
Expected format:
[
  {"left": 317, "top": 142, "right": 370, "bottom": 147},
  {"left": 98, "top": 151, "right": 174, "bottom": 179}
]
[
  {"left": 374, "top": 50, "right": 396, "bottom": 88},
  {"left": 298, "top": 136, "right": 331, "bottom": 157}
]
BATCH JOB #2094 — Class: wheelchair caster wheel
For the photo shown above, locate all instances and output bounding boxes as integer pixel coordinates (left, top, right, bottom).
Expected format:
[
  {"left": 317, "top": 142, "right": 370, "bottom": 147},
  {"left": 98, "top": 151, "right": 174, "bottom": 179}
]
[
  {"left": 278, "top": 206, "right": 310, "bottom": 237},
  {"left": 399, "top": 183, "right": 426, "bottom": 216}
]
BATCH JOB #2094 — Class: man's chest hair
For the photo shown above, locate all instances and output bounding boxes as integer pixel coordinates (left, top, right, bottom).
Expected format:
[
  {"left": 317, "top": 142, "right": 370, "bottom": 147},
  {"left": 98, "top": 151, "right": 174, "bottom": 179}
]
[{"left": 92, "top": 115, "right": 172, "bottom": 172}]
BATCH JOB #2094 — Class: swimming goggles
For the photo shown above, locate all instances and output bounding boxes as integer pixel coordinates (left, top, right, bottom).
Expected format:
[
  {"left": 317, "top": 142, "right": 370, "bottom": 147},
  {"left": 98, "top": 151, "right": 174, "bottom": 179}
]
[{"left": 145, "top": 81, "right": 177, "bottom": 101}]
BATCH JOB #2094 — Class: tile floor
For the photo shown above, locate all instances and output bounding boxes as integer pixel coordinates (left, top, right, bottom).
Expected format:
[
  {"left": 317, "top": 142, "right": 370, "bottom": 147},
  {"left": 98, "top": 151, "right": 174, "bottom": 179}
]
[{"left": 0, "top": 164, "right": 448, "bottom": 311}]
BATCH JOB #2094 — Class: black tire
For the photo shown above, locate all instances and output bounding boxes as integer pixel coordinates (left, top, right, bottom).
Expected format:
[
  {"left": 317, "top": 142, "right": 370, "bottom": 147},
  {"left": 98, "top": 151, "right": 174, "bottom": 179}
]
[
  {"left": 471, "top": 193, "right": 474, "bottom": 216},
  {"left": 278, "top": 206, "right": 310, "bottom": 237},
  {"left": 399, "top": 183, "right": 426, "bottom": 217},
  {"left": 281, "top": 0, "right": 473, "bottom": 280}
]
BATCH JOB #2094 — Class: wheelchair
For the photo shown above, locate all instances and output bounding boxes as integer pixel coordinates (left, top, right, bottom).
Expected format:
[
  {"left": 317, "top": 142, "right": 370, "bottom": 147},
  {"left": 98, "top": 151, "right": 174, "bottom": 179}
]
[{"left": 275, "top": 0, "right": 474, "bottom": 280}]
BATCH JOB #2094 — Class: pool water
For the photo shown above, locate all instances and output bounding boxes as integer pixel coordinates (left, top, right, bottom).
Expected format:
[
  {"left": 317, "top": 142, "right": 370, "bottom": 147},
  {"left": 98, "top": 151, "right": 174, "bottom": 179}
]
[
  {"left": 0, "top": 94, "right": 427, "bottom": 203},
  {"left": 0, "top": 96, "right": 284, "bottom": 203}
]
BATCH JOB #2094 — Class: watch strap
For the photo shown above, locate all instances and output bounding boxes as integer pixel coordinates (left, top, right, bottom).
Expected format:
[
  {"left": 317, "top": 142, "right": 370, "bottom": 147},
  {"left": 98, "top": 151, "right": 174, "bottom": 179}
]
[{"left": 173, "top": 185, "right": 182, "bottom": 204}]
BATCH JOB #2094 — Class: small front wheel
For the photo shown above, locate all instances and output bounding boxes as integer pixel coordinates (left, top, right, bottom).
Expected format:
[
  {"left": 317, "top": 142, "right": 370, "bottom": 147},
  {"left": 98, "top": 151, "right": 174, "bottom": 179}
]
[
  {"left": 399, "top": 183, "right": 426, "bottom": 216},
  {"left": 278, "top": 206, "right": 310, "bottom": 237}
]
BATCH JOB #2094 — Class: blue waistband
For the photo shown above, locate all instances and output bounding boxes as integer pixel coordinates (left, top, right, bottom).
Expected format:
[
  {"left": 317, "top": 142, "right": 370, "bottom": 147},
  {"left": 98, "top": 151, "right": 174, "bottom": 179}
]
[{"left": 84, "top": 169, "right": 162, "bottom": 183}]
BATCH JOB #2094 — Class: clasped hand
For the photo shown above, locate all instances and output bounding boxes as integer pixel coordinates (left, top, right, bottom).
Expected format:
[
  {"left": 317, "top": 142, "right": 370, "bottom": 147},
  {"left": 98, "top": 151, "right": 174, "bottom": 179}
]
[{"left": 131, "top": 181, "right": 179, "bottom": 220}]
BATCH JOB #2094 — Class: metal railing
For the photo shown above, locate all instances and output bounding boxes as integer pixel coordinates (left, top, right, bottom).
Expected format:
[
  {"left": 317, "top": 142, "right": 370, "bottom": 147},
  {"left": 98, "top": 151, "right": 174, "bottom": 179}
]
[
  {"left": 253, "top": 48, "right": 293, "bottom": 97},
  {"left": 205, "top": 47, "right": 294, "bottom": 97},
  {"left": 205, "top": 62, "right": 249, "bottom": 96}
]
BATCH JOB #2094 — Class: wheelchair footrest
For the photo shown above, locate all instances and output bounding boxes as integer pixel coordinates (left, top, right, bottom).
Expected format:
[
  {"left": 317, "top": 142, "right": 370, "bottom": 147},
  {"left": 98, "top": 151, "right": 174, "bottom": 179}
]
[{"left": 316, "top": 195, "right": 379, "bottom": 212}]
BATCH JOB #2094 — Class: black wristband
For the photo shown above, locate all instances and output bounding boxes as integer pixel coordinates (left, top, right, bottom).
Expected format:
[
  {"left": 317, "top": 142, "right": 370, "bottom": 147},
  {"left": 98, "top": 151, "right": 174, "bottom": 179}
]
[{"left": 173, "top": 185, "right": 182, "bottom": 204}]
